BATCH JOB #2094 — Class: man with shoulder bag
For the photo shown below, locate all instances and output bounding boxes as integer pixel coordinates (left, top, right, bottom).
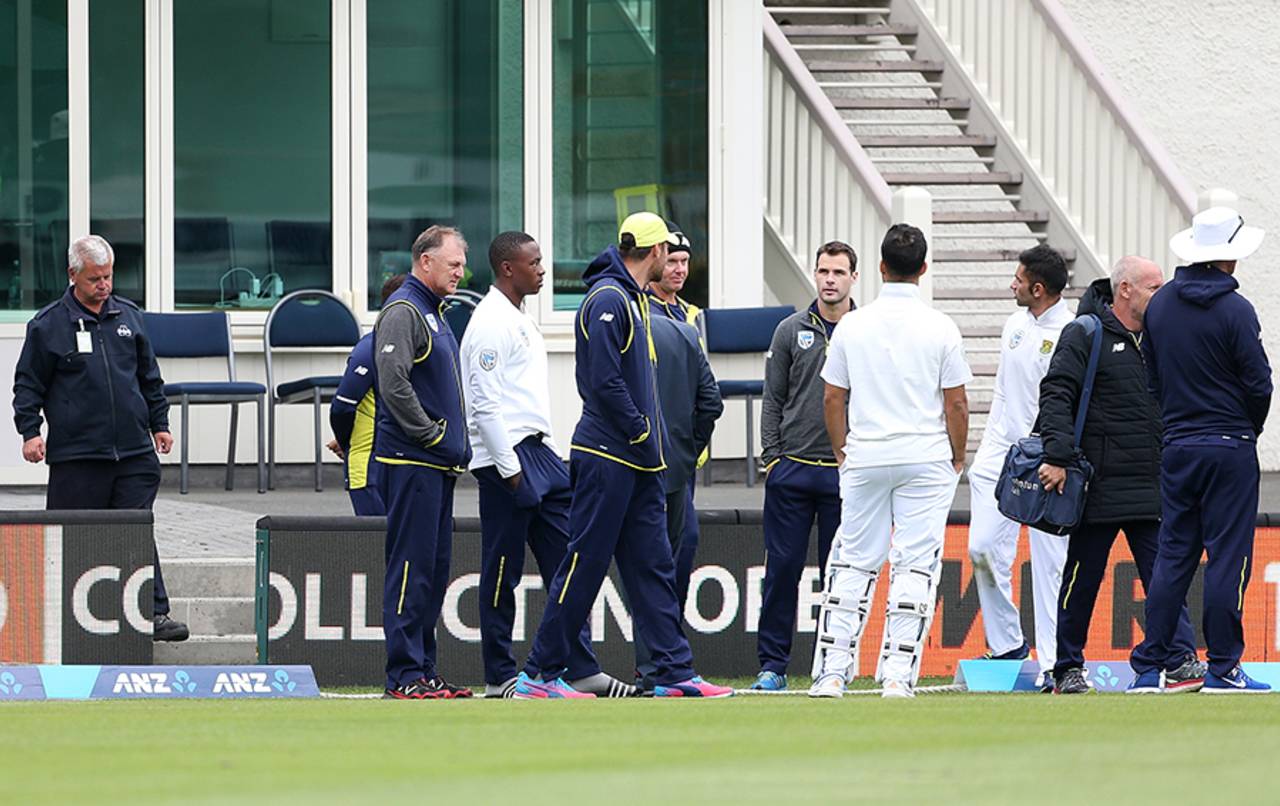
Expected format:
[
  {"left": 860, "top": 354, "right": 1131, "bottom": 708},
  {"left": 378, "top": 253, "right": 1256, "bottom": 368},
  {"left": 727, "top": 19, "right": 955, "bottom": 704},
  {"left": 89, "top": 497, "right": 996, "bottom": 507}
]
[{"left": 1035, "top": 257, "right": 1199, "bottom": 694}]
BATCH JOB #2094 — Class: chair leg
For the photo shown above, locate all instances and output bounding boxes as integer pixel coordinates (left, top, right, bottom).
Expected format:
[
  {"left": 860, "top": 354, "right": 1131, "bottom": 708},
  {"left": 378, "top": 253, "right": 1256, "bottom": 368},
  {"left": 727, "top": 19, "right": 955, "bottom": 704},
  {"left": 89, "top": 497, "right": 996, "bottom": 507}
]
[
  {"left": 745, "top": 394, "right": 756, "bottom": 488},
  {"left": 267, "top": 399, "right": 276, "bottom": 490},
  {"left": 180, "top": 394, "right": 190, "bottom": 495},
  {"left": 226, "top": 403, "right": 239, "bottom": 491},
  {"left": 256, "top": 395, "right": 267, "bottom": 494},
  {"left": 313, "top": 388, "right": 323, "bottom": 493}
]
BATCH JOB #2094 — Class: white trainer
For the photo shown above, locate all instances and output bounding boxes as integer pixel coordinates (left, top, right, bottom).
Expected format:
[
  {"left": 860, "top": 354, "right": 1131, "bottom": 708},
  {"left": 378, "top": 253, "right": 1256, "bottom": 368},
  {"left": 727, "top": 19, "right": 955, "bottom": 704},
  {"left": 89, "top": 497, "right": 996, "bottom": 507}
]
[
  {"left": 808, "top": 673, "right": 846, "bottom": 699},
  {"left": 881, "top": 679, "right": 915, "bottom": 699}
]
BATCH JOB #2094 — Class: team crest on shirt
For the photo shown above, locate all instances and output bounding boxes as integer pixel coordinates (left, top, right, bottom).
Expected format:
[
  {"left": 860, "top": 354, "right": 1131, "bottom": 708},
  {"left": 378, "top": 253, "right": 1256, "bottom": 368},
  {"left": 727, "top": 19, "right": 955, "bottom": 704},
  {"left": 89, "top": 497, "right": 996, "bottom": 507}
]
[
  {"left": 425, "top": 313, "right": 440, "bottom": 333},
  {"left": 1009, "top": 329, "right": 1025, "bottom": 349},
  {"left": 116, "top": 323, "right": 133, "bottom": 338},
  {"left": 1040, "top": 339, "right": 1054, "bottom": 355},
  {"left": 797, "top": 331, "right": 815, "bottom": 350},
  {"left": 479, "top": 349, "right": 498, "bottom": 371}
]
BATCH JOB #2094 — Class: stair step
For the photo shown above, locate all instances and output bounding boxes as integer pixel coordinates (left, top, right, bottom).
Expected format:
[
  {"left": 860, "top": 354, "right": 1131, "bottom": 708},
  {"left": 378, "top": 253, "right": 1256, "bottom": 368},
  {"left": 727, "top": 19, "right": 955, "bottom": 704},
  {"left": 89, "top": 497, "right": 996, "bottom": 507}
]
[
  {"left": 807, "top": 59, "right": 943, "bottom": 72},
  {"left": 848, "top": 118, "right": 969, "bottom": 127},
  {"left": 167, "top": 597, "right": 255, "bottom": 636},
  {"left": 882, "top": 171, "right": 1022, "bottom": 185},
  {"left": 858, "top": 135, "right": 996, "bottom": 147},
  {"left": 934, "top": 210, "right": 1050, "bottom": 223},
  {"left": 935, "top": 247, "right": 1076, "bottom": 262},
  {"left": 161, "top": 558, "right": 255, "bottom": 598},
  {"left": 793, "top": 43, "right": 915, "bottom": 52},
  {"left": 779, "top": 24, "right": 916, "bottom": 36},
  {"left": 768, "top": 5, "right": 893, "bottom": 13},
  {"left": 830, "top": 97, "right": 969, "bottom": 110},
  {"left": 935, "top": 286, "right": 1085, "bottom": 300},
  {"left": 153, "top": 635, "right": 258, "bottom": 665},
  {"left": 961, "top": 326, "right": 1005, "bottom": 339}
]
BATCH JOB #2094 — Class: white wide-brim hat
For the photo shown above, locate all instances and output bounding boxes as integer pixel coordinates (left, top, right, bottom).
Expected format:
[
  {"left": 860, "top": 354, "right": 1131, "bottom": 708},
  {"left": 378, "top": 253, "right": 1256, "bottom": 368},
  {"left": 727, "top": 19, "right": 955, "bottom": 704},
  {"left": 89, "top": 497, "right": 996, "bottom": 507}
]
[{"left": 1169, "top": 206, "right": 1265, "bottom": 263}]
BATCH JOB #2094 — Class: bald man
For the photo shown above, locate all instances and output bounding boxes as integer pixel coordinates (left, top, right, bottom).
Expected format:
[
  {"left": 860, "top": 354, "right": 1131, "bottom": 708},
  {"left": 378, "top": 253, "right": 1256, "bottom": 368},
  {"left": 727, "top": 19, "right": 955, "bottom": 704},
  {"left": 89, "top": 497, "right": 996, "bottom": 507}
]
[{"left": 1036, "top": 257, "right": 1197, "bottom": 694}]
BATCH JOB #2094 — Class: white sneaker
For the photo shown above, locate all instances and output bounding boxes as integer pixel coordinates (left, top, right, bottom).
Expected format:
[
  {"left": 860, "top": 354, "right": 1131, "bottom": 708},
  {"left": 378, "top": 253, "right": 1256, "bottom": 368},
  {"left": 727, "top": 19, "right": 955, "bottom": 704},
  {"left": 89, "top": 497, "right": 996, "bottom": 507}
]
[
  {"left": 881, "top": 679, "right": 914, "bottom": 699},
  {"left": 808, "top": 673, "right": 845, "bottom": 699},
  {"left": 483, "top": 676, "right": 518, "bottom": 699}
]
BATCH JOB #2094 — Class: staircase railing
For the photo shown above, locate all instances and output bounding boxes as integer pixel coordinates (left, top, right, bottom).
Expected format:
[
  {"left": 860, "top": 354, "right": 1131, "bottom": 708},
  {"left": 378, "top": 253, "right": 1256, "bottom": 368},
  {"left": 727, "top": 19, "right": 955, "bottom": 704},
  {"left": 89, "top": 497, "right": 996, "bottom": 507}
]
[
  {"left": 909, "top": 0, "right": 1196, "bottom": 270},
  {"left": 762, "top": 14, "right": 895, "bottom": 306}
]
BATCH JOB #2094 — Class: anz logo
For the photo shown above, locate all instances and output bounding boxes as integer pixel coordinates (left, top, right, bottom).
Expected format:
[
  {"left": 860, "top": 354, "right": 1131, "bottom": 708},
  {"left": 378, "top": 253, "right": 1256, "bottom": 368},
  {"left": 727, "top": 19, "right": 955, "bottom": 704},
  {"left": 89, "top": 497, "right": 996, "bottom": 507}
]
[{"left": 112, "top": 671, "right": 194, "bottom": 695}]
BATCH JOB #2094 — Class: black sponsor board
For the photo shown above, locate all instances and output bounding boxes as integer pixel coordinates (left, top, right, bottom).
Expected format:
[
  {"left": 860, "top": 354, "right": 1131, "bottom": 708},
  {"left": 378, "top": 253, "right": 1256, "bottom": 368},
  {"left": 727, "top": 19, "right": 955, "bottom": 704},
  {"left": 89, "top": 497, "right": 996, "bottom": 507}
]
[{"left": 256, "top": 513, "right": 824, "bottom": 686}]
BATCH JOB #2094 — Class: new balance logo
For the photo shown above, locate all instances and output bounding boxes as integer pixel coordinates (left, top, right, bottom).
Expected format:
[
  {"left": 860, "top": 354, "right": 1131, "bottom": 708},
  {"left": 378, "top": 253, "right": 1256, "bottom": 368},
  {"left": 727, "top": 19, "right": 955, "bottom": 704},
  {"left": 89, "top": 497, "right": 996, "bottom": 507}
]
[
  {"left": 1112, "top": 343, "right": 1125, "bottom": 352},
  {"left": 600, "top": 312, "right": 615, "bottom": 323}
]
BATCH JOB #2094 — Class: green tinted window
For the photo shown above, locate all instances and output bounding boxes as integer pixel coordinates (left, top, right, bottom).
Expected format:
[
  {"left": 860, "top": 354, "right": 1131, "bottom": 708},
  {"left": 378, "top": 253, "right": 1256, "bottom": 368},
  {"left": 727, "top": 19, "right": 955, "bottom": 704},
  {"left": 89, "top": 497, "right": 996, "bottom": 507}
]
[
  {"left": 174, "top": 0, "right": 331, "bottom": 309},
  {"left": 90, "top": 0, "right": 145, "bottom": 306},
  {"left": 366, "top": 0, "right": 523, "bottom": 310},
  {"left": 551, "top": 0, "right": 707, "bottom": 310},
  {"left": 0, "top": 0, "right": 69, "bottom": 312}
]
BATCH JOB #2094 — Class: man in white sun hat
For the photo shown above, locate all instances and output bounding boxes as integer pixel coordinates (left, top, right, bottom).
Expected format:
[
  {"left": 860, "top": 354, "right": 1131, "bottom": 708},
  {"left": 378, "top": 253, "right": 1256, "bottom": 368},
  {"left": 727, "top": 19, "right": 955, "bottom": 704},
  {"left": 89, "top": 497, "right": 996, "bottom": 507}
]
[{"left": 1129, "top": 206, "right": 1273, "bottom": 694}]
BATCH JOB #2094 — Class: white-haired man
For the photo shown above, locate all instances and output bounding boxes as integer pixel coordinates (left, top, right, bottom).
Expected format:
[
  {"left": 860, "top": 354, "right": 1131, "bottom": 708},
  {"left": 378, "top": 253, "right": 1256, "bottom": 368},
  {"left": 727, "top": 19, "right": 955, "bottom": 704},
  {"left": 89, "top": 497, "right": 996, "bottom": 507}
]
[{"left": 13, "top": 234, "right": 187, "bottom": 641}]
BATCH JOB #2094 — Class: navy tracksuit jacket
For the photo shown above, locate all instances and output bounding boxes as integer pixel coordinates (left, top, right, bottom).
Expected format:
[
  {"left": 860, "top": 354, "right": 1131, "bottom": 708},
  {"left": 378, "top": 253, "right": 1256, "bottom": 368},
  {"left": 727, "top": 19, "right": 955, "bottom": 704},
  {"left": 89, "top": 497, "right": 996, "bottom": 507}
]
[
  {"left": 1132, "top": 264, "right": 1272, "bottom": 678},
  {"left": 524, "top": 246, "right": 696, "bottom": 685},
  {"left": 330, "top": 333, "right": 385, "bottom": 516}
]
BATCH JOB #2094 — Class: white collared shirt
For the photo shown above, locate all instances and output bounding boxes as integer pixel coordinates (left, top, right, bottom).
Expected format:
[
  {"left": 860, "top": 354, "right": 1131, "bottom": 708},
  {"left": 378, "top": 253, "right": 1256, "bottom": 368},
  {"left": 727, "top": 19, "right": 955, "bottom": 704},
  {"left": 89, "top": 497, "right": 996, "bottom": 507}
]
[
  {"left": 461, "top": 287, "right": 557, "bottom": 476},
  {"left": 978, "top": 297, "right": 1075, "bottom": 458},
  {"left": 821, "top": 282, "right": 973, "bottom": 468}
]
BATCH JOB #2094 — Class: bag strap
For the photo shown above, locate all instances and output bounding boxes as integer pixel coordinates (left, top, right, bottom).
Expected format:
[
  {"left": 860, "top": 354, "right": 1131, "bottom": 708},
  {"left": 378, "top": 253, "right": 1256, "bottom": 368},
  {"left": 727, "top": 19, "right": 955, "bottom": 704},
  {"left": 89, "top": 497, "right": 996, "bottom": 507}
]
[{"left": 1072, "top": 314, "right": 1104, "bottom": 449}]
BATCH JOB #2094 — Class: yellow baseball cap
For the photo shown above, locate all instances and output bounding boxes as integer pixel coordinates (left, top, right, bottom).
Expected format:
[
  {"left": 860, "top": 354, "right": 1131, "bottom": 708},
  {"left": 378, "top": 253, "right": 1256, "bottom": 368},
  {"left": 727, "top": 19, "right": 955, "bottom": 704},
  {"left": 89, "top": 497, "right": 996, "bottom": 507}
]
[{"left": 619, "top": 212, "right": 680, "bottom": 249}]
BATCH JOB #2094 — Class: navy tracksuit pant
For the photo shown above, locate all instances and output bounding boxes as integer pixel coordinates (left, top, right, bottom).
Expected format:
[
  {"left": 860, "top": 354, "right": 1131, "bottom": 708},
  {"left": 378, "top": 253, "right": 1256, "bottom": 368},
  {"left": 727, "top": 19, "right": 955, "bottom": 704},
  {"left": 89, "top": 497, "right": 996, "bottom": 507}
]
[
  {"left": 47, "top": 453, "right": 171, "bottom": 616},
  {"left": 757, "top": 459, "right": 840, "bottom": 675},
  {"left": 525, "top": 451, "right": 695, "bottom": 685},
  {"left": 382, "top": 462, "right": 455, "bottom": 689},
  {"left": 1055, "top": 518, "right": 1196, "bottom": 679},
  {"left": 474, "top": 437, "right": 598, "bottom": 686},
  {"left": 1132, "top": 437, "right": 1259, "bottom": 678}
]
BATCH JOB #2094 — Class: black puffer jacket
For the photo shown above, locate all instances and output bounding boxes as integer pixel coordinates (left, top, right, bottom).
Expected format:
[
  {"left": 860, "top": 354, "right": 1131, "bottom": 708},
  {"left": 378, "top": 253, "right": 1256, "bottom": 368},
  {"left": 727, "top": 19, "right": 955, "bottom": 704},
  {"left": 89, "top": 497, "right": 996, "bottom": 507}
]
[{"left": 1036, "top": 278, "right": 1162, "bottom": 523}]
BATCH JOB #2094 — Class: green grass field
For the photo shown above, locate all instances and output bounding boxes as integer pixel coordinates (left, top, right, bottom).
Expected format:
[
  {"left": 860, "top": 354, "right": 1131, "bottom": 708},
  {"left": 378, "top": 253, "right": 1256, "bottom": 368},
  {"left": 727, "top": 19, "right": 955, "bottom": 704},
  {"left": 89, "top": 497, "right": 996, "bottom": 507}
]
[{"left": 4, "top": 687, "right": 1277, "bottom": 804}]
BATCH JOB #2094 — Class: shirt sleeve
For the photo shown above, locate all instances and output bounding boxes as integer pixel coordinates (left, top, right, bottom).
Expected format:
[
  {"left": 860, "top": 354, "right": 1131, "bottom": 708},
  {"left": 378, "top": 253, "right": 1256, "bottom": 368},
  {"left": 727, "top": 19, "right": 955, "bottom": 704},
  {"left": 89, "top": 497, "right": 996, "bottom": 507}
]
[
  {"left": 760, "top": 320, "right": 791, "bottom": 465},
  {"left": 820, "top": 320, "right": 851, "bottom": 389},
  {"left": 939, "top": 320, "right": 974, "bottom": 389},
  {"left": 12, "top": 319, "right": 53, "bottom": 441},
  {"left": 464, "top": 322, "right": 521, "bottom": 478},
  {"left": 133, "top": 316, "right": 170, "bottom": 433},
  {"left": 580, "top": 290, "right": 649, "bottom": 442}
]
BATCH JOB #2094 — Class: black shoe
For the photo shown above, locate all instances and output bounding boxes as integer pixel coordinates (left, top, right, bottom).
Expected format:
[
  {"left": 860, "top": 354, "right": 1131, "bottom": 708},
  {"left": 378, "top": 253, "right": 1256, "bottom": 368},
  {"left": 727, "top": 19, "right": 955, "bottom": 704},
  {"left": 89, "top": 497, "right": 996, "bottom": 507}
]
[
  {"left": 153, "top": 613, "right": 189, "bottom": 642},
  {"left": 1054, "top": 667, "right": 1090, "bottom": 694},
  {"left": 426, "top": 676, "right": 474, "bottom": 699},
  {"left": 981, "top": 642, "right": 1030, "bottom": 661},
  {"left": 384, "top": 678, "right": 438, "bottom": 700}
]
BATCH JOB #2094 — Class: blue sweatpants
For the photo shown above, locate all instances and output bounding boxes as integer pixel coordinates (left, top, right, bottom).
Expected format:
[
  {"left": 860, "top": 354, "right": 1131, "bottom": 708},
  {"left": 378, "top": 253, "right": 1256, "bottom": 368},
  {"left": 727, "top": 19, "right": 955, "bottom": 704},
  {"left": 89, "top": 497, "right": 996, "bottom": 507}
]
[
  {"left": 634, "top": 475, "right": 700, "bottom": 686},
  {"left": 382, "top": 463, "right": 455, "bottom": 689},
  {"left": 348, "top": 461, "right": 385, "bottom": 516},
  {"left": 1132, "top": 436, "right": 1259, "bottom": 678},
  {"left": 525, "top": 452, "right": 695, "bottom": 685},
  {"left": 474, "top": 437, "right": 599, "bottom": 686},
  {"left": 757, "top": 459, "right": 840, "bottom": 675}
]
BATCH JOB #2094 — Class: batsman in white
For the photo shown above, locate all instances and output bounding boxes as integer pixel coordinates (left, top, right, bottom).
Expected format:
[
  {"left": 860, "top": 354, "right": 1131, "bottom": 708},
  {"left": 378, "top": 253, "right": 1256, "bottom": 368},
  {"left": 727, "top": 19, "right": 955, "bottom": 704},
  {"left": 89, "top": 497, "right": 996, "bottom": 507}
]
[
  {"left": 966, "top": 245, "right": 1073, "bottom": 692},
  {"left": 809, "top": 224, "right": 971, "bottom": 699}
]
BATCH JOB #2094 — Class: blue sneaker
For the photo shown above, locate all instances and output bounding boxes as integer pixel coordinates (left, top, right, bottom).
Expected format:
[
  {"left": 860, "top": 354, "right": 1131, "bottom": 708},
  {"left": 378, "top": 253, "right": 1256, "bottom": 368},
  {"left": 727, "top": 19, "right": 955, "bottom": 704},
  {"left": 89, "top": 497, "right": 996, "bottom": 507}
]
[
  {"left": 750, "top": 671, "right": 787, "bottom": 691},
  {"left": 1126, "top": 669, "right": 1163, "bottom": 694},
  {"left": 1202, "top": 666, "right": 1271, "bottom": 694},
  {"left": 653, "top": 676, "right": 734, "bottom": 698},
  {"left": 511, "top": 672, "right": 596, "bottom": 699}
]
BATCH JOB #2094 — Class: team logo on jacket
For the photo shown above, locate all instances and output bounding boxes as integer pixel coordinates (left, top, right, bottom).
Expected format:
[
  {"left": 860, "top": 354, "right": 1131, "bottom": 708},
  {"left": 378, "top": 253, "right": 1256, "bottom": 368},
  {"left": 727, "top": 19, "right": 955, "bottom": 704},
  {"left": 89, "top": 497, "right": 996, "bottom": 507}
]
[
  {"left": 425, "top": 313, "right": 440, "bottom": 333},
  {"left": 1040, "top": 339, "right": 1054, "bottom": 355},
  {"left": 116, "top": 323, "right": 133, "bottom": 338},
  {"left": 479, "top": 349, "right": 498, "bottom": 371},
  {"left": 797, "top": 331, "right": 815, "bottom": 350},
  {"left": 1009, "top": 329, "right": 1024, "bottom": 349}
]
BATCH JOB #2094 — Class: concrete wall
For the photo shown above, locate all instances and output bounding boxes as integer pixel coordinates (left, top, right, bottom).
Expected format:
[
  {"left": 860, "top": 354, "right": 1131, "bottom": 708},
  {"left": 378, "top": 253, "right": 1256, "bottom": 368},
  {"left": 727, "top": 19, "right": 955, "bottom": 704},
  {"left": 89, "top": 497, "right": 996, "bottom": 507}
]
[{"left": 1058, "top": 0, "right": 1280, "bottom": 467}]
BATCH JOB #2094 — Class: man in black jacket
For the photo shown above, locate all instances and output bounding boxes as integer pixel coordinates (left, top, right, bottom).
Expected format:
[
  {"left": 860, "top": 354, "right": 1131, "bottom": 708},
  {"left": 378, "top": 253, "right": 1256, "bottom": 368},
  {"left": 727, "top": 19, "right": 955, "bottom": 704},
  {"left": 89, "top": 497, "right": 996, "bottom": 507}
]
[
  {"left": 1131, "top": 208, "right": 1272, "bottom": 693},
  {"left": 633, "top": 314, "right": 723, "bottom": 688},
  {"left": 1037, "top": 256, "right": 1196, "bottom": 694},
  {"left": 12, "top": 234, "right": 188, "bottom": 641}
]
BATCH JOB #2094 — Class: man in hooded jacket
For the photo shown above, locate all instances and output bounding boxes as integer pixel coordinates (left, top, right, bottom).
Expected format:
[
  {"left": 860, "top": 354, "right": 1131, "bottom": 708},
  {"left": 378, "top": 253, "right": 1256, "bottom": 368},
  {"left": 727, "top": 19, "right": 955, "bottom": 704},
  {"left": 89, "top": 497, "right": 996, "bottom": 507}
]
[
  {"left": 513, "top": 213, "right": 732, "bottom": 700},
  {"left": 1130, "top": 208, "right": 1272, "bottom": 693}
]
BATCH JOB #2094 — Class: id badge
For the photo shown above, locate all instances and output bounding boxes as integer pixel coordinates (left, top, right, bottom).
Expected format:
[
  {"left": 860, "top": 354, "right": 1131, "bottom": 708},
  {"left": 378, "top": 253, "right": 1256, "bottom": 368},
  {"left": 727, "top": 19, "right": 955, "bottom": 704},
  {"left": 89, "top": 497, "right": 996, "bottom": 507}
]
[{"left": 76, "top": 331, "right": 93, "bottom": 354}]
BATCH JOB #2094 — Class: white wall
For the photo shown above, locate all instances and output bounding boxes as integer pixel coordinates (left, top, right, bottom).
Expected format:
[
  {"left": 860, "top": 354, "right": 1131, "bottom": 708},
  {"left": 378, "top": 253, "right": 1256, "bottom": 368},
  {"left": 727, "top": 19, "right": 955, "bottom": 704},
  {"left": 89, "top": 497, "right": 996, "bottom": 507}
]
[{"left": 1058, "top": 0, "right": 1280, "bottom": 467}]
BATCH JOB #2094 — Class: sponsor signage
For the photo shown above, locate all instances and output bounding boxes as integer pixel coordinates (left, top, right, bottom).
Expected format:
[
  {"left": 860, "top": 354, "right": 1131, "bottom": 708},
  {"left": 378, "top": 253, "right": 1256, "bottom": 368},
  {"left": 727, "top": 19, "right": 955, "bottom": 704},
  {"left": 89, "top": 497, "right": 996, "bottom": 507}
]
[
  {"left": 0, "top": 665, "right": 318, "bottom": 700},
  {"left": 0, "top": 512, "right": 155, "bottom": 665},
  {"left": 259, "top": 517, "right": 1280, "bottom": 686}
]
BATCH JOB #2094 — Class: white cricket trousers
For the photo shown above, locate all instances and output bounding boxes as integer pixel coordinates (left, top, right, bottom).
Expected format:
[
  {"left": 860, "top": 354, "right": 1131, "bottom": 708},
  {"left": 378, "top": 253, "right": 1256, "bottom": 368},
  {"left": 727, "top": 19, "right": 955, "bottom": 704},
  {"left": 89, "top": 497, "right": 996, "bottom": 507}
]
[
  {"left": 822, "top": 460, "right": 959, "bottom": 683},
  {"left": 966, "top": 446, "right": 1067, "bottom": 672}
]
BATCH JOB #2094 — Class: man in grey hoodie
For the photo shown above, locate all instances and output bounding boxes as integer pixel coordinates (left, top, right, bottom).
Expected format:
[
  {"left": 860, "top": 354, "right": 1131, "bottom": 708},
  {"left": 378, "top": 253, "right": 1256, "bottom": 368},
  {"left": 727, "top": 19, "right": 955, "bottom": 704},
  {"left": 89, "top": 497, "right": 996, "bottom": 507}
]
[{"left": 751, "top": 240, "right": 857, "bottom": 691}]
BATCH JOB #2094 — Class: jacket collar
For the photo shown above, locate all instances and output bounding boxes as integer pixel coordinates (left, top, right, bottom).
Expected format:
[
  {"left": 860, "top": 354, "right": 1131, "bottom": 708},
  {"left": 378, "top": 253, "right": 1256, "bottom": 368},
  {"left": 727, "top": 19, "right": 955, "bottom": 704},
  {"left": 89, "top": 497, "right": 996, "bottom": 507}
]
[
  {"left": 806, "top": 298, "right": 854, "bottom": 329},
  {"left": 878, "top": 282, "right": 920, "bottom": 300},
  {"left": 403, "top": 272, "right": 447, "bottom": 314},
  {"left": 60, "top": 286, "right": 121, "bottom": 321}
]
